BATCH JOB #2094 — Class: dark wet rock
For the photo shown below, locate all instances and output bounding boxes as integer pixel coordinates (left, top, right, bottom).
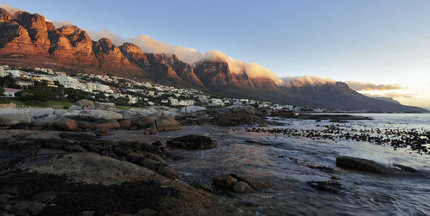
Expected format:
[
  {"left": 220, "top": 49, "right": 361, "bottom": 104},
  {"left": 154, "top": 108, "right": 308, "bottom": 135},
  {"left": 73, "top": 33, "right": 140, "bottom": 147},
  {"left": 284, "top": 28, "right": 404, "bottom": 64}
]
[
  {"left": 0, "top": 171, "right": 215, "bottom": 216},
  {"left": 232, "top": 181, "right": 254, "bottom": 193},
  {"left": 167, "top": 135, "right": 217, "bottom": 150},
  {"left": 307, "top": 164, "right": 338, "bottom": 173},
  {"left": 212, "top": 174, "right": 238, "bottom": 189},
  {"left": 336, "top": 156, "right": 393, "bottom": 174},
  {"left": 152, "top": 141, "right": 162, "bottom": 147},
  {"left": 270, "top": 110, "right": 296, "bottom": 118},
  {"left": 144, "top": 128, "right": 158, "bottom": 135},
  {"left": 297, "top": 114, "right": 372, "bottom": 121},
  {"left": 0, "top": 135, "right": 223, "bottom": 215},
  {"left": 113, "top": 147, "right": 180, "bottom": 180},
  {"left": 212, "top": 174, "right": 269, "bottom": 193},
  {"left": 156, "top": 116, "right": 184, "bottom": 131},
  {"left": 393, "top": 163, "right": 418, "bottom": 173},
  {"left": 307, "top": 180, "right": 342, "bottom": 194},
  {"left": 94, "top": 127, "right": 111, "bottom": 136},
  {"left": 133, "top": 116, "right": 157, "bottom": 129},
  {"left": 59, "top": 132, "right": 98, "bottom": 140},
  {"left": 190, "top": 181, "right": 213, "bottom": 193},
  {"left": 210, "top": 112, "right": 265, "bottom": 126},
  {"left": 233, "top": 175, "right": 271, "bottom": 190}
]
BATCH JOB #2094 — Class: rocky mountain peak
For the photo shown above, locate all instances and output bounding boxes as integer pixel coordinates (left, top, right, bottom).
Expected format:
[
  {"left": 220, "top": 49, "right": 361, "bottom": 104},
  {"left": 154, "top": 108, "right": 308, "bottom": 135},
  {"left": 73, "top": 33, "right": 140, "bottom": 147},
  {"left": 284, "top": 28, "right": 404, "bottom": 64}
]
[
  {"left": 0, "top": 8, "right": 13, "bottom": 22},
  {"left": 119, "top": 42, "right": 144, "bottom": 55},
  {"left": 94, "top": 38, "right": 116, "bottom": 53}
]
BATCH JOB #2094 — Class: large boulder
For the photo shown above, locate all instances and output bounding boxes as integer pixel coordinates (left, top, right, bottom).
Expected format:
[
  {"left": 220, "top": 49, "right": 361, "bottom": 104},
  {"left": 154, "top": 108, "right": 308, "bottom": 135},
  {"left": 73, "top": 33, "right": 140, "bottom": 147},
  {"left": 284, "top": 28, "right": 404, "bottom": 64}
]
[
  {"left": 180, "top": 106, "right": 207, "bottom": 114},
  {"left": 7, "top": 151, "right": 216, "bottom": 215},
  {"left": 336, "top": 156, "right": 393, "bottom": 174},
  {"left": 91, "top": 120, "right": 120, "bottom": 130},
  {"left": 94, "top": 127, "right": 111, "bottom": 136},
  {"left": 74, "top": 99, "right": 95, "bottom": 110},
  {"left": 29, "top": 108, "right": 65, "bottom": 127},
  {"left": 133, "top": 116, "right": 157, "bottom": 129},
  {"left": 167, "top": 135, "right": 217, "bottom": 150},
  {"left": 95, "top": 102, "right": 116, "bottom": 111},
  {"left": 155, "top": 116, "right": 183, "bottom": 131},
  {"left": 212, "top": 174, "right": 269, "bottom": 193},
  {"left": 53, "top": 117, "right": 79, "bottom": 131},
  {"left": 0, "top": 110, "right": 32, "bottom": 126},
  {"left": 119, "top": 108, "right": 159, "bottom": 120},
  {"left": 20, "top": 152, "right": 167, "bottom": 185},
  {"left": 118, "top": 119, "right": 131, "bottom": 129},
  {"left": 62, "top": 110, "right": 123, "bottom": 120}
]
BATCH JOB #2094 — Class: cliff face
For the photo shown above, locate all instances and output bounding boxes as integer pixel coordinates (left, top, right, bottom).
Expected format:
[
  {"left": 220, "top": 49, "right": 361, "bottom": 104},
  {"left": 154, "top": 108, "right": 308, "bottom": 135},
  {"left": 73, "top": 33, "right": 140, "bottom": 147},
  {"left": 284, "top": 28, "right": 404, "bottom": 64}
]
[
  {"left": 0, "top": 9, "right": 143, "bottom": 78},
  {"left": 0, "top": 8, "right": 427, "bottom": 112},
  {"left": 120, "top": 43, "right": 203, "bottom": 87}
]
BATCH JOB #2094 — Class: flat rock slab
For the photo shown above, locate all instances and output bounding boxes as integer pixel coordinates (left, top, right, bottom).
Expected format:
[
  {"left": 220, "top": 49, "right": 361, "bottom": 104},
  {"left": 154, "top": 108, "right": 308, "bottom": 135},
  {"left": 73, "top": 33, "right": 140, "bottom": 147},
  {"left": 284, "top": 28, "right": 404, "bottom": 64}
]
[{"left": 20, "top": 152, "right": 164, "bottom": 185}]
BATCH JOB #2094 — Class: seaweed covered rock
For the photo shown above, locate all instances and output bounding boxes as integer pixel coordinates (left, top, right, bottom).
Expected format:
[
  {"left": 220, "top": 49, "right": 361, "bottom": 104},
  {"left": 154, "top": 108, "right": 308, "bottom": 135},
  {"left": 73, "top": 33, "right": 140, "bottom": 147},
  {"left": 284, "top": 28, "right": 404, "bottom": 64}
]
[{"left": 167, "top": 135, "right": 217, "bottom": 150}]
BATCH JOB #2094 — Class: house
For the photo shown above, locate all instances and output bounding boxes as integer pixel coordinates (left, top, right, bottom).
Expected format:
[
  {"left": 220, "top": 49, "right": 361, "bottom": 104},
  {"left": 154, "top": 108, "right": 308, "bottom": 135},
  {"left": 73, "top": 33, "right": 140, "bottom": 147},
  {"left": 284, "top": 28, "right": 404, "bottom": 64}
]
[
  {"left": 15, "top": 79, "right": 34, "bottom": 87},
  {"left": 0, "top": 66, "right": 4, "bottom": 77},
  {"left": 5, "top": 69, "right": 22, "bottom": 78},
  {"left": 3, "top": 88, "right": 21, "bottom": 97},
  {"left": 169, "top": 98, "right": 179, "bottom": 106}
]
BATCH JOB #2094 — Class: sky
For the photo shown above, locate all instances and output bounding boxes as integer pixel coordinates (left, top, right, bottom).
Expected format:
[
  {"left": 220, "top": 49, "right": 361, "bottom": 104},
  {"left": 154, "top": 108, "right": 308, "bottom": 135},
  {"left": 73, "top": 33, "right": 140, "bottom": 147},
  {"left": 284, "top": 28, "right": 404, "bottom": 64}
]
[{"left": 2, "top": 0, "right": 430, "bottom": 107}]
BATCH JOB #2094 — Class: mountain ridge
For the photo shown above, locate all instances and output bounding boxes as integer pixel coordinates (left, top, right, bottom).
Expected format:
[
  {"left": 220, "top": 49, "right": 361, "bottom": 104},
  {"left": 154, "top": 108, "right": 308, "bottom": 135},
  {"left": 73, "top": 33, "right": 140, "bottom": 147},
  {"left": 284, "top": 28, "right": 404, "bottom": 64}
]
[{"left": 0, "top": 8, "right": 427, "bottom": 113}]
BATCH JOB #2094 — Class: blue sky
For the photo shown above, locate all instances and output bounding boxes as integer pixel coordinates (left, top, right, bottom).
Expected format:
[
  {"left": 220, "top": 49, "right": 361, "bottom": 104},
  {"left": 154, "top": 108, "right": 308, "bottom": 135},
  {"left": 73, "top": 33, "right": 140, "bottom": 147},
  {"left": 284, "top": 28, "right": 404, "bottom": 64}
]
[{"left": 2, "top": 0, "right": 430, "bottom": 106}]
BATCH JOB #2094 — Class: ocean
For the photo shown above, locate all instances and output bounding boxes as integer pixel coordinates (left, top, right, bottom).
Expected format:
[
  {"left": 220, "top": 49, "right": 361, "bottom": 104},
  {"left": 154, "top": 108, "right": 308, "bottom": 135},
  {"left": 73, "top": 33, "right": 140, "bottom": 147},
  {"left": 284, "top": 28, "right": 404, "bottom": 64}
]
[{"left": 160, "top": 113, "right": 430, "bottom": 215}]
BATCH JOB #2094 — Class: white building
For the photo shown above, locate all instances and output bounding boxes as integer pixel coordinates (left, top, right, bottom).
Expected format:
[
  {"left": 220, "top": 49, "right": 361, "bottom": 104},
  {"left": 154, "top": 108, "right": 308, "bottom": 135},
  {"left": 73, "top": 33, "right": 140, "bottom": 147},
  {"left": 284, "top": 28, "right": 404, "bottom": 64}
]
[
  {"left": 95, "top": 83, "right": 113, "bottom": 94},
  {"left": 178, "top": 100, "right": 195, "bottom": 106},
  {"left": 0, "top": 66, "right": 4, "bottom": 77},
  {"left": 3, "top": 88, "right": 21, "bottom": 97},
  {"left": 169, "top": 98, "right": 179, "bottom": 106},
  {"left": 5, "top": 69, "right": 22, "bottom": 78},
  {"left": 209, "top": 98, "right": 225, "bottom": 107}
]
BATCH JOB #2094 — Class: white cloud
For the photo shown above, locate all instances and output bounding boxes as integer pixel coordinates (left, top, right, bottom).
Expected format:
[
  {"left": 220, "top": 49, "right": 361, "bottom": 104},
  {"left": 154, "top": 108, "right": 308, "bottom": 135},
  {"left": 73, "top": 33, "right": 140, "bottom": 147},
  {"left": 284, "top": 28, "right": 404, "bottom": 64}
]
[
  {"left": 87, "top": 29, "right": 283, "bottom": 83},
  {"left": 345, "top": 81, "right": 403, "bottom": 91},
  {"left": 129, "top": 35, "right": 203, "bottom": 64},
  {"left": 282, "top": 76, "right": 336, "bottom": 87},
  {"left": 0, "top": 4, "right": 22, "bottom": 17},
  {"left": 87, "top": 28, "right": 125, "bottom": 46},
  {"left": 51, "top": 20, "right": 73, "bottom": 28}
]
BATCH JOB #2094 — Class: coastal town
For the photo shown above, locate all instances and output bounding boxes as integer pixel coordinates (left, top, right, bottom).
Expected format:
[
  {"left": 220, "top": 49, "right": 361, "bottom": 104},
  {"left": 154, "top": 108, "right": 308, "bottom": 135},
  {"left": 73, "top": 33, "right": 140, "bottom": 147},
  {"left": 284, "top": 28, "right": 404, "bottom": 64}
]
[{"left": 0, "top": 64, "right": 322, "bottom": 112}]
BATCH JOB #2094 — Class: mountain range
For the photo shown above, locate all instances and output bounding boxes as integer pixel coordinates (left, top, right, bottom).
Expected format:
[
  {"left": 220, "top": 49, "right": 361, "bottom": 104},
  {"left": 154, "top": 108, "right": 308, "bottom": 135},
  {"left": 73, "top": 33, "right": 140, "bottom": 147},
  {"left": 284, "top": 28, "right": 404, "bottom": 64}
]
[{"left": 0, "top": 8, "right": 427, "bottom": 113}]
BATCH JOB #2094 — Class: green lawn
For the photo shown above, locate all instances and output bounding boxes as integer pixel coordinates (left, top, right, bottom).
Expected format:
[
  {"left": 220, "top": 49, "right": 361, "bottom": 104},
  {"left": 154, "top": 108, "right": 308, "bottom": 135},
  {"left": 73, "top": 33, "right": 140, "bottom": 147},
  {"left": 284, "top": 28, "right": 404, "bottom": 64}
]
[
  {"left": 46, "top": 100, "right": 73, "bottom": 108},
  {"left": 0, "top": 97, "right": 73, "bottom": 109},
  {"left": 1, "top": 97, "right": 142, "bottom": 110}
]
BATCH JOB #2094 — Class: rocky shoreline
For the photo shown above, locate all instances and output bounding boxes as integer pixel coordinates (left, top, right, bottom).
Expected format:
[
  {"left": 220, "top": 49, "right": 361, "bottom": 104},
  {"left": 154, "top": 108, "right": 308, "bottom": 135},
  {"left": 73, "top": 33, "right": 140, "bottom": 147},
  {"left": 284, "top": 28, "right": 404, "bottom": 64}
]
[
  {"left": 0, "top": 100, "right": 277, "bottom": 215},
  {"left": 1, "top": 100, "right": 427, "bottom": 215}
]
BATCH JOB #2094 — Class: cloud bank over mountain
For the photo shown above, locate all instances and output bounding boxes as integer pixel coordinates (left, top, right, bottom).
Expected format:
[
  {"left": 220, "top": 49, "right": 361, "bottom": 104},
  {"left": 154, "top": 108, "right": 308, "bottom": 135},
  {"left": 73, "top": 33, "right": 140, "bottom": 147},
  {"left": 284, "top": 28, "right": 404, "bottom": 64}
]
[
  {"left": 282, "top": 76, "right": 336, "bottom": 87},
  {"left": 0, "top": 4, "right": 21, "bottom": 16},
  {"left": 345, "top": 81, "right": 403, "bottom": 91},
  {"left": 87, "top": 29, "right": 284, "bottom": 84}
]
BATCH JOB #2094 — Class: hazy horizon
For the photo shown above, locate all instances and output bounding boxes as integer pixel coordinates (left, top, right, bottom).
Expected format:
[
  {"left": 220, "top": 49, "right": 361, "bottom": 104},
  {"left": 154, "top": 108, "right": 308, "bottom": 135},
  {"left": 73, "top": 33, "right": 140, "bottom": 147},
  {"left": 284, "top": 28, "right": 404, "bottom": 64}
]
[{"left": 1, "top": 0, "right": 429, "bottom": 107}]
